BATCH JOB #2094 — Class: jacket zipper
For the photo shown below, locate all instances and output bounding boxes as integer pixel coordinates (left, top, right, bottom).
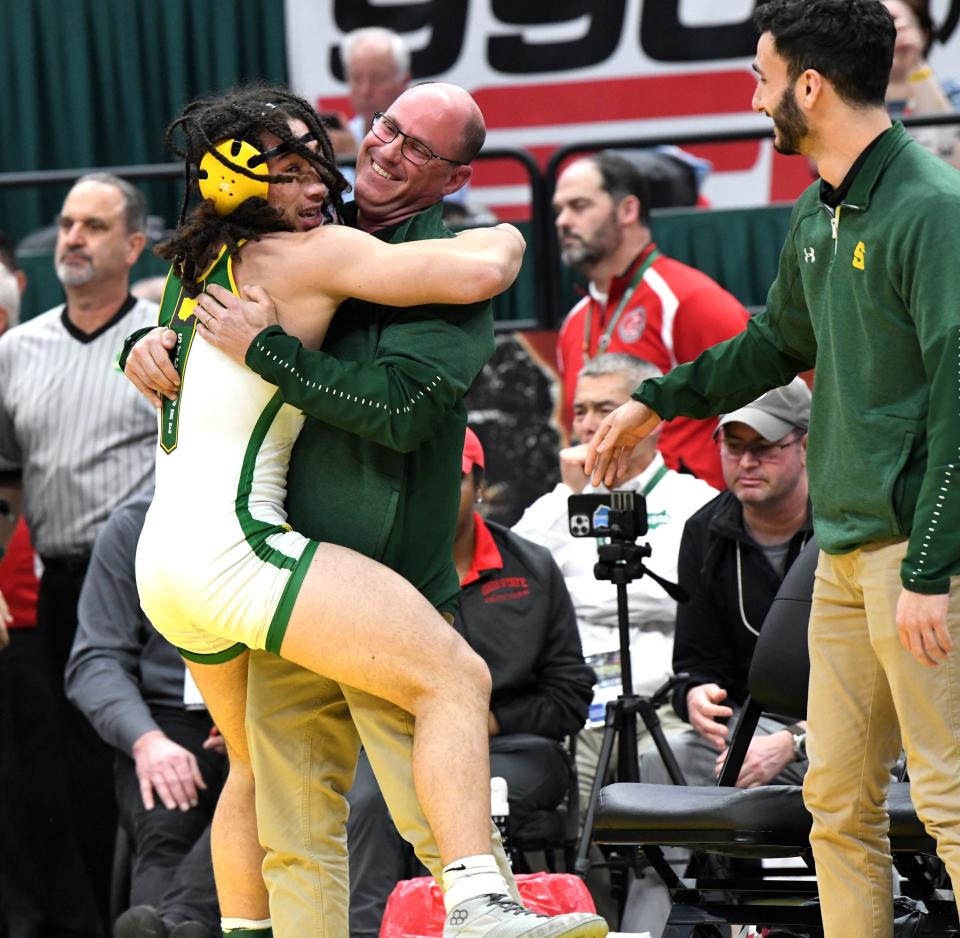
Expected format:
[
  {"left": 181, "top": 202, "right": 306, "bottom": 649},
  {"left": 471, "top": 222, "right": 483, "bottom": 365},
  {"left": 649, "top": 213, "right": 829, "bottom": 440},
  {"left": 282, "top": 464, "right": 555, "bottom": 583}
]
[{"left": 820, "top": 201, "right": 863, "bottom": 266}]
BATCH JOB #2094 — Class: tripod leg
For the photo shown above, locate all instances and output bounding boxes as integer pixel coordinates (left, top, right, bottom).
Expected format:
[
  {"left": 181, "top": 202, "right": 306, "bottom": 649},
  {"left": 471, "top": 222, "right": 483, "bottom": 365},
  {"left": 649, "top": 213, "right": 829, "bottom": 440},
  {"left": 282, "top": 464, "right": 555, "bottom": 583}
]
[
  {"left": 637, "top": 698, "right": 688, "bottom": 786},
  {"left": 574, "top": 702, "right": 620, "bottom": 879}
]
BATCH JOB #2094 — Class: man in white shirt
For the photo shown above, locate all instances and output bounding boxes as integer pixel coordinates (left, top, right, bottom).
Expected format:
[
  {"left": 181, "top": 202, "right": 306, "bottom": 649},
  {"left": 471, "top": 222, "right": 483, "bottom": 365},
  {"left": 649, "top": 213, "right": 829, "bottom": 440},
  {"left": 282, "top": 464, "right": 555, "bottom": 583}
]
[{"left": 513, "top": 352, "right": 717, "bottom": 801}]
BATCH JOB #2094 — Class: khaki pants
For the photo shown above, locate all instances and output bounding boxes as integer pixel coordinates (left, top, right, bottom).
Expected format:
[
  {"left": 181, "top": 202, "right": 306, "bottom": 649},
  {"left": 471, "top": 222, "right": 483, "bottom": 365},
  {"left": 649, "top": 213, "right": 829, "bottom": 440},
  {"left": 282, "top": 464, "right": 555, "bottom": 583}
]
[
  {"left": 245, "top": 650, "right": 516, "bottom": 938},
  {"left": 804, "top": 541, "right": 960, "bottom": 938}
]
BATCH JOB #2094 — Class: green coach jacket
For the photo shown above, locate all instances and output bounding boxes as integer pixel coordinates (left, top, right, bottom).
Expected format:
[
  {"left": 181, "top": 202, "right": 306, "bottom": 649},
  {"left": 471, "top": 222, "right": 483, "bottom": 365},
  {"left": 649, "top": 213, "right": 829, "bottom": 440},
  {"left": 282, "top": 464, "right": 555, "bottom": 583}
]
[
  {"left": 246, "top": 201, "right": 494, "bottom": 611},
  {"left": 635, "top": 122, "right": 960, "bottom": 594}
]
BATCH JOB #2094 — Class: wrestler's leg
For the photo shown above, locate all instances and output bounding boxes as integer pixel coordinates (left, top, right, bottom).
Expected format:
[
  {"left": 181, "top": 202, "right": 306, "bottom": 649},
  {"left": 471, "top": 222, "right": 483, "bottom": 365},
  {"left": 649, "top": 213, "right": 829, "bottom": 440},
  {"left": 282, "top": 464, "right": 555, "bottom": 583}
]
[
  {"left": 342, "top": 683, "right": 519, "bottom": 899},
  {"left": 280, "top": 543, "right": 494, "bottom": 867},
  {"left": 184, "top": 653, "right": 269, "bottom": 921}
]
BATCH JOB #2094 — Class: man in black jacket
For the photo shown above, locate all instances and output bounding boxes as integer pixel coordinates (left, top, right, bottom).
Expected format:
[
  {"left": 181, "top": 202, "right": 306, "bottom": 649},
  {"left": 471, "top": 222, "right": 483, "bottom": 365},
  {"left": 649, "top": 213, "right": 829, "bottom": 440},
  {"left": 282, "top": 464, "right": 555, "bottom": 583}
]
[
  {"left": 346, "top": 429, "right": 595, "bottom": 938},
  {"left": 631, "top": 379, "right": 812, "bottom": 938},
  {"left": 649, "top": 378, "right": 813, "bottom": 787}
]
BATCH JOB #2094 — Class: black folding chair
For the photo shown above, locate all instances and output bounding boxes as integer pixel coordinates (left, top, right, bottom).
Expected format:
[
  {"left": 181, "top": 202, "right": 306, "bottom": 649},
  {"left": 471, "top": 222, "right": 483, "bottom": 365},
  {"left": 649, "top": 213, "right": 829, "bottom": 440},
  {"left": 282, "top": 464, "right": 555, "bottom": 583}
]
[
  {"left": 512, "top": 734, "right": 581, "bottom": 873},
  {"left": 592, "top": 538, "right": 958, "bottom": 936}
]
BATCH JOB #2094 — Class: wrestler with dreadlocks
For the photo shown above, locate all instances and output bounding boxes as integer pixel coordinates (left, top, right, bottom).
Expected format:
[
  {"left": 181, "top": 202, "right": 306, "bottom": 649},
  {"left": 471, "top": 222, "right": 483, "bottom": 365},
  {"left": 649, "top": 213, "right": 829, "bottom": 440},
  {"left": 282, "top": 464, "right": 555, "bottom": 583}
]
[
  {"left": 128, "top": 84, "right": 606, "bottom": 938},
  {"left": 159, "top": 86, "right": 348, "bottom": 298}
]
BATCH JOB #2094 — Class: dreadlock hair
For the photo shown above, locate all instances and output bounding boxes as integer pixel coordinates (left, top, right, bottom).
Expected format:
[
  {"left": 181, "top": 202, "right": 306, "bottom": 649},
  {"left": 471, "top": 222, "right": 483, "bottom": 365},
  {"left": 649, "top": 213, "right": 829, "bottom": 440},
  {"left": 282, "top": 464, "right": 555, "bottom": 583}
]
[{"left": 157, "top": 83, "right": 349, "bottom": 296}]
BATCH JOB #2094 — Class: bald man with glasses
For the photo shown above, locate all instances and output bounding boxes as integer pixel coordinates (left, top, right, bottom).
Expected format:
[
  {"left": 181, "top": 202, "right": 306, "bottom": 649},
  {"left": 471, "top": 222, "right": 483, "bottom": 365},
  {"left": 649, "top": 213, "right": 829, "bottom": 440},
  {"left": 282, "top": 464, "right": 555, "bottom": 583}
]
[
  {"left": 369, "top": 112, "right": 469, "bottom": 167},
  {"left": 125, "top": 83, "right": 606, "bottom": 938}
]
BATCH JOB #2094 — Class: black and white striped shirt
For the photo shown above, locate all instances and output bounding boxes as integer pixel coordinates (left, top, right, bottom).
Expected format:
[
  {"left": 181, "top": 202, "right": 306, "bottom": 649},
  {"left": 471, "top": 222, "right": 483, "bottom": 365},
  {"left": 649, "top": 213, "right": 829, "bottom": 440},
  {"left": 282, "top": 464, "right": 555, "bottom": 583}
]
[{"left": 0, "top": 296, "right": 158, "bottom": 558}]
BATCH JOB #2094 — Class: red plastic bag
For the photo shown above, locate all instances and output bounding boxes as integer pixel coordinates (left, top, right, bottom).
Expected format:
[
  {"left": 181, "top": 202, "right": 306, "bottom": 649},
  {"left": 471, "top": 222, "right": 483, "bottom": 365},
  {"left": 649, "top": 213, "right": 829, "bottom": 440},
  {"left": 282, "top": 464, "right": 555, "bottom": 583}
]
[{"left": 379, "top": 871, "right": 598, "bottom": 938}]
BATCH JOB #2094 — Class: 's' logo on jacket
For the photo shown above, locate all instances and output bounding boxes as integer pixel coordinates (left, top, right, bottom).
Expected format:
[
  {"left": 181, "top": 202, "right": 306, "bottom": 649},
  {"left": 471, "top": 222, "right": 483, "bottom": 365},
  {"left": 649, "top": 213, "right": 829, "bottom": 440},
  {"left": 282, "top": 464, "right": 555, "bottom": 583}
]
[{"left": 853, "top": 241, "right": 866, "bottom": 270}]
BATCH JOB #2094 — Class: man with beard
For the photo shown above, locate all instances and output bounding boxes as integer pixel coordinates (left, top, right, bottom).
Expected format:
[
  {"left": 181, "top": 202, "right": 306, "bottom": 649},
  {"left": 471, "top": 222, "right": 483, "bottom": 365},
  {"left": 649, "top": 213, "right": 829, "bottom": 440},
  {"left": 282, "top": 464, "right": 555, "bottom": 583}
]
[
  {"left": 0, "top": 174, "right": 157, "bottom": 936},
  {"left": 587, "top": 2, "right": 960, "bottom": 934},
  {"left": 553, "top": 153, "right": 748, "bottom": 489}
]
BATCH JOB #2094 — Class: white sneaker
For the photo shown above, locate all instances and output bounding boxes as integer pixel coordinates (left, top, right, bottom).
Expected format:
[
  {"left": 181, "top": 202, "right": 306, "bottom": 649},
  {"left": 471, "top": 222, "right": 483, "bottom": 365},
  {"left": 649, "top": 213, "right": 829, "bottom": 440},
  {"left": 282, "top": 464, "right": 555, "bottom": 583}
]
[{"left": 442, "top": 894, "right": 608, "bottom": 938}]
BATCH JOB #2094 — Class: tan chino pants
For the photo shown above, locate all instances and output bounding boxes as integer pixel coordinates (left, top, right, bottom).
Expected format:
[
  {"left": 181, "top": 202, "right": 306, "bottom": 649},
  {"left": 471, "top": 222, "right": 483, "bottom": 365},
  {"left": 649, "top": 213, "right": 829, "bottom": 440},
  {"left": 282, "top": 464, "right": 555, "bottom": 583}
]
[
  {"left": 245, "top": 649, "right": 517, "bottom": 937},
  {"left": 804, "top": 541, "right": 960, "bottom": 937}
]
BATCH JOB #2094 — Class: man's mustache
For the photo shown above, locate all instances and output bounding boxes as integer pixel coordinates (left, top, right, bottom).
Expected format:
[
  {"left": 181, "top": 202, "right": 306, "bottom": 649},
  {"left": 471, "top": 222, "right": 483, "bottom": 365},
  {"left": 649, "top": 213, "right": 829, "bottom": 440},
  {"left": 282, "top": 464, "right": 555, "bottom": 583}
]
[{"left": 59, "top": 249, "right": 92, "bottom": 264}]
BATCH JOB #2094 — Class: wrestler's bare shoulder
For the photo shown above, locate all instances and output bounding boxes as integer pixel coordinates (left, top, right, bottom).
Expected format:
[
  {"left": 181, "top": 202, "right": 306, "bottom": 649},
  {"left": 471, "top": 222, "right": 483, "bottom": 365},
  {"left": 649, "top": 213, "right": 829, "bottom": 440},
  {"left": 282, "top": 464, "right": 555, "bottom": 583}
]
[
  {"left": 247, "top": 224, "right": 367, "bottom": 262},
  {"left": 236, "top": 225, "right": 369, "bottom": 287}
]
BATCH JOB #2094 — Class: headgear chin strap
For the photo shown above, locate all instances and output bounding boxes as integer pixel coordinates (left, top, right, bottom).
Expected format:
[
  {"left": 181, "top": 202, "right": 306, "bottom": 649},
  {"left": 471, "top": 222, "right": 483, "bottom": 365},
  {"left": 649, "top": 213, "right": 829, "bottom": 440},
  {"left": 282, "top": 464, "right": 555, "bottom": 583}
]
[{"left": 198, "top": 139, "right": 270, "bottom": 215}]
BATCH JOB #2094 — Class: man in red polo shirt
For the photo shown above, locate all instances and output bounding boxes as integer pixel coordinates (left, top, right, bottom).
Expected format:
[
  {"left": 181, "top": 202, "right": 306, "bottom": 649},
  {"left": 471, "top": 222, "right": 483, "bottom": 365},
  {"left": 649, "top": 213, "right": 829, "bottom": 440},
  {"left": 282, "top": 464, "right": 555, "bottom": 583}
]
[{"left": 554, "top": 153, "right": 748, "bottom": 489}]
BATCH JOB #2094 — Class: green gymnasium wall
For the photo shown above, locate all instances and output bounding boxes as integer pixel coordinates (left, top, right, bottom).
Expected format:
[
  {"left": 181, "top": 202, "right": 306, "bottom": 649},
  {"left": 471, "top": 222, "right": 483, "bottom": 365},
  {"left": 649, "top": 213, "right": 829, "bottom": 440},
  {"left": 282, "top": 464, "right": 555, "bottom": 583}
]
[
  {"left": 0, "top": 0, "right": 288, "bottom": 246},
  {"left": 16, "top": 205, "right": 794, "bottom": 325}
]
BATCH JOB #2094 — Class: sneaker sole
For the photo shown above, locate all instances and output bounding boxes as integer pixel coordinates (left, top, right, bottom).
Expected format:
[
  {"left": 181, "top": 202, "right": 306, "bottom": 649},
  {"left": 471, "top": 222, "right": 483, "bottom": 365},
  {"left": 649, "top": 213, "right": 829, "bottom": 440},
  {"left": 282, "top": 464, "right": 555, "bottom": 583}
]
[{"left": 513, "top": 918, "right": 608, "bottom": 938}]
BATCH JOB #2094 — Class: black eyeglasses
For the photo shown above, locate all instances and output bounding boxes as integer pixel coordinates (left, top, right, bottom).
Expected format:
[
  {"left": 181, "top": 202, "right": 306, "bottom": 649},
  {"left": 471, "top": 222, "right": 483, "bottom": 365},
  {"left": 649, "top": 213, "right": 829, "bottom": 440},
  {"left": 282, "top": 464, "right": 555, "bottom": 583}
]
[
  {"left": 370, "top": 113, "right": 465, "bottom": 167},
  {"left": 718, "top": 433, "right": 803, "bottom": 462}
]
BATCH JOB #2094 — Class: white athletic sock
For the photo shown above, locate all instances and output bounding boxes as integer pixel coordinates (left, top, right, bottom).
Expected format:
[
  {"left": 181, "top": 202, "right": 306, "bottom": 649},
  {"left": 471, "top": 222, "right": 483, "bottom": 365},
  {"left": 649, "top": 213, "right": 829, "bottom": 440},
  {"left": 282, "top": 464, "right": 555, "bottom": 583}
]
[
  {"left": 221, "top": 917, "right": 272, "bottom": 933},
  {"left": 442, "top": 855, "right": 510, "bottom": 913}
]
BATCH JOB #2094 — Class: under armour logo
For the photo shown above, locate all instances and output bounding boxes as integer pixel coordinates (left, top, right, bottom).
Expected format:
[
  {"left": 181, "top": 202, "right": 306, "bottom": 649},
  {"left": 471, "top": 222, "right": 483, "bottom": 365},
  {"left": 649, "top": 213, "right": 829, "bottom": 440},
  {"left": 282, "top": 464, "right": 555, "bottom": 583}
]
[{"left": 804, "top": 247, "right": 816, "bottom": 263}]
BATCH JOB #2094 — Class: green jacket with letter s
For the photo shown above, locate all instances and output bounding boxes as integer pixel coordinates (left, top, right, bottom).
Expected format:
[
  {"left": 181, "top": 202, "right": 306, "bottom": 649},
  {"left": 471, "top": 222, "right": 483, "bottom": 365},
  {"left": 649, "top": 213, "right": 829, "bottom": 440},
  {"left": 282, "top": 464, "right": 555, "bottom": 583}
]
[{"left": 636, "top": 123, "right": 960, "bottom": 593}]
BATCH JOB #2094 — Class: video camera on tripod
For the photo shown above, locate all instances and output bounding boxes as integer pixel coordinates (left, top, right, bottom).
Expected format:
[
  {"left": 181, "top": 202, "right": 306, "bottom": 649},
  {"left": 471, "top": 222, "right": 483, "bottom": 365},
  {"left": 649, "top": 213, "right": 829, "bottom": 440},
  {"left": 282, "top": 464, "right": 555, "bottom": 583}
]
[
  {"left": 567, "top": 489, "right": 681, "bottom": 598},
  {"left": 566, "top": 488, "right": 689, "bottom": 886},
  {"left": 568, "top": 489, "right": 648, "bottom": 542}
]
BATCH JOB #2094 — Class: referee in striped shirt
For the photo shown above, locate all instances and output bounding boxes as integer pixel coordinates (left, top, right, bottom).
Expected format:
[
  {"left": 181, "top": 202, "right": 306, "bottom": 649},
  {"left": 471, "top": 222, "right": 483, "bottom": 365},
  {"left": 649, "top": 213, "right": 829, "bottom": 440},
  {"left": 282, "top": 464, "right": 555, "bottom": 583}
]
[{"left": 0, "top": 174, "right": 158, "bottom": 937}]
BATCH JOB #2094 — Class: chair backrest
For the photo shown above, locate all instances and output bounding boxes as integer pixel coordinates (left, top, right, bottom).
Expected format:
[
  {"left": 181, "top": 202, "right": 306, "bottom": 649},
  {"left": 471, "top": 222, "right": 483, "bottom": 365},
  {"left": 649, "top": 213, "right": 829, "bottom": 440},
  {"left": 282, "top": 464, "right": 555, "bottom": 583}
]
[{"left": 746, "top": 536, "right": 819, "bottom": 722}]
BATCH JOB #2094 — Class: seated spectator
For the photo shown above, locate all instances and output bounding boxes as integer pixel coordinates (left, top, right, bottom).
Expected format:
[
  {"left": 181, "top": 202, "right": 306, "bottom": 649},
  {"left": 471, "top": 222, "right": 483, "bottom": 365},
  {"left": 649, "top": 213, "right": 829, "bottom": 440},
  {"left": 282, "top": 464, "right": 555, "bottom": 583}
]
[
  {"left": 0, "top": 260, "right": 21, "bottom": 335},
  {"left": 333, "top": 26, "right": 411, "bottom": 159},
  {"left": 0, "top": 228, "right": 27, "bottom": 295},
  {"left": 883, "top": 0, "right": 960, "bottom": 167},
  {"left": 65, "top": 493, "right": 223, "bottom": 938},
  {"left": 0, "top": 512, "right": 37, "bottom": 646},
  {"left": 0, "top": 262, "right": 42, "bottom": 936},
  {"left": 346, "top": 428, "right": 594, "bottom": 938},
  {"left": 633, "top": 379, "right": 813, "bottom": 938},
  {"left": 0, "top": 512, "right": 44, "bottom": 936},
  {"left": 553, "top": 152, "right": 749, "bottom": 489},
  {"left": 513, "top": 353, "right": 717, "bottom": 807}
]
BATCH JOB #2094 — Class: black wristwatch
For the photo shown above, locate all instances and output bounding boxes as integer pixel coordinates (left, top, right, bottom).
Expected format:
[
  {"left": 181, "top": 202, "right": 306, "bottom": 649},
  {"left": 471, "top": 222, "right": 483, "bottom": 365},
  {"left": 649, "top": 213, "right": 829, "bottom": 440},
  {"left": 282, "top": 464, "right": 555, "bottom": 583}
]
[{"left": 788, "top": 723, "right": 807, "bottom": 762}]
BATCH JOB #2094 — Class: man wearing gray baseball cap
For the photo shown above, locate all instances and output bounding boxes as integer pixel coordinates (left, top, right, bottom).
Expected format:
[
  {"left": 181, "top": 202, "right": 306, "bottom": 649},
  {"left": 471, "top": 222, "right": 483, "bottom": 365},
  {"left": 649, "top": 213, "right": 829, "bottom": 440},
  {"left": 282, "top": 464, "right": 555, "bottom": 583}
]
[
  {"left": 715, "top": 377, "right": 811, "bottom": 444},
  {"left": 630, "top": 378, "right": 813, "bottom": 936}
]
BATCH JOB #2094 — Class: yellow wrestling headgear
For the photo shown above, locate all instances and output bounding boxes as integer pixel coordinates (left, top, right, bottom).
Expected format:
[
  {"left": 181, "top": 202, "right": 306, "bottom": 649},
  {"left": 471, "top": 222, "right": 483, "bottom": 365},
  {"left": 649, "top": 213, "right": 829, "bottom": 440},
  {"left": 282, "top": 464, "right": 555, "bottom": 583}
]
[{"left": 198, "top": 139, "right": 269, "bottom": 215}]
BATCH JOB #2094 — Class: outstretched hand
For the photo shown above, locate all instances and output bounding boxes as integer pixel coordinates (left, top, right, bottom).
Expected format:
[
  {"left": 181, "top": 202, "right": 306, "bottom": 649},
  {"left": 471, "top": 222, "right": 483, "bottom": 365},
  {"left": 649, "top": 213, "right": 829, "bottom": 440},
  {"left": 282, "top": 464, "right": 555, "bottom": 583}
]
[
  {"left": 196, "top": 283, "right": 279, "bottom": 366},
  {"left": 584, "top": 400, "right": 662, "bottom": 488}
]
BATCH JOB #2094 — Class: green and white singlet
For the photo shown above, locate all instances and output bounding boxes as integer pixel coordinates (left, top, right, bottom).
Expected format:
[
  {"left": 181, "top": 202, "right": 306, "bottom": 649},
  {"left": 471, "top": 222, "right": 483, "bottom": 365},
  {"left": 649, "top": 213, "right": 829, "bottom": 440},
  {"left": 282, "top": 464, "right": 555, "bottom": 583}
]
[{"left": 135, "top": 245, "right": 318, "bottom": 662}]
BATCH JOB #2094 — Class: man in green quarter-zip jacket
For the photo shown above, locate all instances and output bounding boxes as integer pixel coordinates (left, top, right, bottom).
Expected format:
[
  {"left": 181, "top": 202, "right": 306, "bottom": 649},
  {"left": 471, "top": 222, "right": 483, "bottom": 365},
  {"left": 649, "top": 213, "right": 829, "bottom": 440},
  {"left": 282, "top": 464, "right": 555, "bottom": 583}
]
[
  {"left": 123, "top": 86, "right": 609, "bottom": 938},
  {"left": 586, "top": 2, "right": 960, "bottom": 935}
]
